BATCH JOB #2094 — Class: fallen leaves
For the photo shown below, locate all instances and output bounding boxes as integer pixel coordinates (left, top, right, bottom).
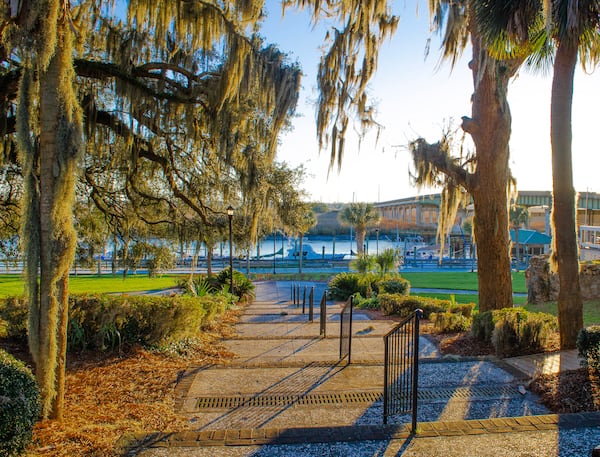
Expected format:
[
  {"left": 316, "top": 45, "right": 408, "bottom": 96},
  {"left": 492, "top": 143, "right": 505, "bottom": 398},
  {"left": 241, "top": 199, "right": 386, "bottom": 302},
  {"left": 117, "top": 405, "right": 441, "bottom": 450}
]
[{"left": 24, "top": 308, "right": 241, "bottom": 456}]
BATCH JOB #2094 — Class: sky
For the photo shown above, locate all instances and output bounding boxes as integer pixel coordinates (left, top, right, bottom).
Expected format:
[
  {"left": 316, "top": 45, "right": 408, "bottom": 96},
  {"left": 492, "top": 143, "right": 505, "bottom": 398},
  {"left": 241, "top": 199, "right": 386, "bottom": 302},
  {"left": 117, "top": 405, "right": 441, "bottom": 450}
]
[{"left": 259, "top": 1, "right": 600, "bottom": 204}]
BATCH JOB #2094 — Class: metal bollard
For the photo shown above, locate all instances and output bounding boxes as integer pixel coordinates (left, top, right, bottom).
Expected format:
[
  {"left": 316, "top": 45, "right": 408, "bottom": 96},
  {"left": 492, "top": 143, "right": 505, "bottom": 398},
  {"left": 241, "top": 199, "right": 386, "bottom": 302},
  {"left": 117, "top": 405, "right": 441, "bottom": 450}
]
[
  {"left": 319, "top": 292, "right": 327, "bottom": 337},
  {"left": 302, "top": 285, "right": 307, "bottom": 313}
]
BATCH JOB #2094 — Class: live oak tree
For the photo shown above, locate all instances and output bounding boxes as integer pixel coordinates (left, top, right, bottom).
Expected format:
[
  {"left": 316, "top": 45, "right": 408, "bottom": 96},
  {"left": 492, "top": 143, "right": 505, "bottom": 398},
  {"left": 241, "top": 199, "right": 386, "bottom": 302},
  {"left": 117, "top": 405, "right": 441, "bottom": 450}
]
[
  {"left": 408, "top": 1, "right": 524, "bottom": 312},
  {"left": 2, "top": 0, "right": 300, "bottom": 419}
]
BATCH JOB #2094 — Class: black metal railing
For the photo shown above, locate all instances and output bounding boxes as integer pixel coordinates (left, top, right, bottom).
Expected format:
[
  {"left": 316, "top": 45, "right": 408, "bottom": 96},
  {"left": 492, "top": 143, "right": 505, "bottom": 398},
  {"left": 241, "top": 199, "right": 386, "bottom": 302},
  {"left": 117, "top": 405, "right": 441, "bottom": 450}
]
[
  {"left": 319, "top": 292, "right": 327, "bottom": 337},
  {"left": 339, "top": 295, "right": 353, "bottom": 363},
  {"left": 383, "top": 309, "right": 422, "bottom": 431}
]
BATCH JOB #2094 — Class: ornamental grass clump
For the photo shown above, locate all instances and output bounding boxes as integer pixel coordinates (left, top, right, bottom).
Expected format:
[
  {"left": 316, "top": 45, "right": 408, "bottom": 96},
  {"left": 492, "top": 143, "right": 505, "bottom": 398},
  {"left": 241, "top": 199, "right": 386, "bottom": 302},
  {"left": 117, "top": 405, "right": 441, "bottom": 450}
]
[{"left": 0, "top": 349, "right": 40, "bottom": 457}]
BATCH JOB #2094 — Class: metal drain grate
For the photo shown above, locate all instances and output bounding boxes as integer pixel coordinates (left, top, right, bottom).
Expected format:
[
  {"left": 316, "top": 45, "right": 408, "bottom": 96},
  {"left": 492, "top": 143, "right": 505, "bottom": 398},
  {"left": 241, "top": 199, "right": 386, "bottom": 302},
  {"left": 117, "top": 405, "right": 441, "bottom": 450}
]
[
  {"left": 194, "top": 386, "right": 523, "bottom": 411},
  {"left": 195, "top": 391, "right": 381, "bottom": 410}
]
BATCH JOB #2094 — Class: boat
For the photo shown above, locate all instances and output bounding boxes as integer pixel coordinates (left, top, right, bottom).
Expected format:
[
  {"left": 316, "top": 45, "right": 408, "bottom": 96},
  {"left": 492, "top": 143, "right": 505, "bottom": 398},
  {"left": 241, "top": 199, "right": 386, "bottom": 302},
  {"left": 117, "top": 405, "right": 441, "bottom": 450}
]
[{"left": 286, "top": 244, "right": 346, "bottom": 260}]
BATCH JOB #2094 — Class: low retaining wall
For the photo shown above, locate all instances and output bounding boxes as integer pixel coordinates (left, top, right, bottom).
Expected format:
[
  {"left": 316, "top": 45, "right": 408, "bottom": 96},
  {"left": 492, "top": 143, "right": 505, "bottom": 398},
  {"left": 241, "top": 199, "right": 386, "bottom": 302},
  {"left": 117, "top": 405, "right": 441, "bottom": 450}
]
[{"left": 525, "top": 255, "right": 600, "bottom": 303}]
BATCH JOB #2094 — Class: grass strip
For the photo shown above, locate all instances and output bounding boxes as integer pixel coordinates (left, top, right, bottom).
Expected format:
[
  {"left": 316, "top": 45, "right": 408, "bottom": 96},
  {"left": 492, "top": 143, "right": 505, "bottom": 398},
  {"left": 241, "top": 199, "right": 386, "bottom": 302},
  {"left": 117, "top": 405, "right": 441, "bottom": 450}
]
[{"left": 0, "top": 274, "right": 182, "bottom": 298}]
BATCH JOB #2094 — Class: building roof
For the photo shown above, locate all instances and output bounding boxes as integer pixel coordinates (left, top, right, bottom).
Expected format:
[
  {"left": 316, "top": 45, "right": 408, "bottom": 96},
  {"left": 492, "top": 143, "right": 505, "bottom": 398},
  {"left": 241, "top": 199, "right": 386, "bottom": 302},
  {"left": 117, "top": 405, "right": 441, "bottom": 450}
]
[{"left": 510, "top": 229, "right": 551, "bottom": 245}]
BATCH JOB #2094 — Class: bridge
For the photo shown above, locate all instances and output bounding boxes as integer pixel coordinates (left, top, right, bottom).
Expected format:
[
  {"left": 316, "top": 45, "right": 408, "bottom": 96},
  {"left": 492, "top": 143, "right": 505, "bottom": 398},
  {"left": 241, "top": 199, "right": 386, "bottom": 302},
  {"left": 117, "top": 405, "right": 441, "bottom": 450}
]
[{"left": 374, "top": 190, "right": 600, "bottom": 230}]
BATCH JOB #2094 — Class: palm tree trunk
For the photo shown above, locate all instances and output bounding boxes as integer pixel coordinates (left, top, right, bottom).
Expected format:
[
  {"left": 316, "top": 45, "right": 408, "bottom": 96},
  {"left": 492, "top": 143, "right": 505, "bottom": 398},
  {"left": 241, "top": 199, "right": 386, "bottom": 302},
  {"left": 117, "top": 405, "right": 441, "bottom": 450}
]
[
  {"left": 356, "top": 227, "right": 366, "bottom": 256},
  {"left": 551, "top": 39, "right": 583, "bottom": 349}
]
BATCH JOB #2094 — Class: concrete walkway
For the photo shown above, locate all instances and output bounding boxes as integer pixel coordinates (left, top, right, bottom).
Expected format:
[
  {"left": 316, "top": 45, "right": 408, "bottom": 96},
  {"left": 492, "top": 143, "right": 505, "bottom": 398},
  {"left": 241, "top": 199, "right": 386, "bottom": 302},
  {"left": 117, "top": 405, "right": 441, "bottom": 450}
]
[{"left": 124, "top": 281, "right": 600, "bottom": 456}]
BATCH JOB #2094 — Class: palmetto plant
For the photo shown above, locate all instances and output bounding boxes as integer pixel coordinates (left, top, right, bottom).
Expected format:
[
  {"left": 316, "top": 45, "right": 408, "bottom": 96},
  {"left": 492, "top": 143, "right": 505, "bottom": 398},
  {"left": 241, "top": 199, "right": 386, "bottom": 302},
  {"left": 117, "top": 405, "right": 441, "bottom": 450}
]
[
  {"left": 350, "top": 254, "right": 378, "bottom": 274},
  {"left": 375, "top": 248, "right": 401, "bottom": 275}
]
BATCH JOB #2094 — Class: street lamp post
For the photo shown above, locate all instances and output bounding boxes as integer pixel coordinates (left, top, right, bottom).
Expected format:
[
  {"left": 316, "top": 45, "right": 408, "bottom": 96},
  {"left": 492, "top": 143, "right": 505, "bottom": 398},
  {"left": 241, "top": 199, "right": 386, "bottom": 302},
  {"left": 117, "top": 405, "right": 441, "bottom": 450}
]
[
  {"left": 375, "top": 228, "right": 380, "bottom": 255},
  {"left": 227, "top": 206, "right": 234, "bottom": 294}
]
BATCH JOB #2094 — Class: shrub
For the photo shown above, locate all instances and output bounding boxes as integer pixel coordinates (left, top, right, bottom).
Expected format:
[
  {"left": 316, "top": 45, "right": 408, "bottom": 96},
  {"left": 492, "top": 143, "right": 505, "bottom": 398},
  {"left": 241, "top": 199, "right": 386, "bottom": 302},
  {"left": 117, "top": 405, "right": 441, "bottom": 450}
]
[
  {"left": 0, "top": 297, "right": 28, "bottom": 340},
  {"left": 430, "top": 312, "right": 472, "bottom": 333},
  {"left": 577, "top": 326, "right": 600, "bottom": 373},
  {"left": 214, "top": 269, "right": 255, "bottom": 302},
  {"left": 378, "top": 276, "right": 410, "bottom": 296},
  {"left": 473, "top": 307, "right": 557, "bottom": 357},
  {"left": 0, "top": 350, "right": 40, "bottom": 457},
  {"left": 328, "top": 273, "right": 361, "bottom": 301},
  {"left": 328, "top": 272, "right": 409, "bottom": 301},
  {"left": 349, "top": 254, "right": 377, "bottom": 273},
  {"left": 352, "top": 293, "right": 380, "bottom": 310},
  {"left": 448, "top": 303, "right": 476, "bottom": 319},
  {"left": 66, "top": 293, "right": 232, "bottom": 351},
  {"left": 375, "top": 248, "right": 402, "bottom": 274},
  {"left": 379, "top": 294, "right": 450, "bottom": 319},
  {"left": 472, "top": 311, "right": 495, "bottom": 342}
]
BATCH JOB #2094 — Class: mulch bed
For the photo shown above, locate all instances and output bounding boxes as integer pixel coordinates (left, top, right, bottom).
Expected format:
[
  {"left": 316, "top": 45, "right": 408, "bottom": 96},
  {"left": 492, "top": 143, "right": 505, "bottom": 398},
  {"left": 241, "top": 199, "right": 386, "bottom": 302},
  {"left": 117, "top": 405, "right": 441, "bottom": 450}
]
[
  {"left": 1, "top": 308, "right": 242, "bottom": 457},
  {"left": 529, "top": 369, "right": 600, "bottom": 413}
]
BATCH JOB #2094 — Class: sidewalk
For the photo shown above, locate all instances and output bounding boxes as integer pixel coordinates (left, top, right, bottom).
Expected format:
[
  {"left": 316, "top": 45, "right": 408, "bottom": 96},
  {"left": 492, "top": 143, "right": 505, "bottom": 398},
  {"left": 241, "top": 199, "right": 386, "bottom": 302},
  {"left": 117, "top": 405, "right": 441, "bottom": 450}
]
[{"left": 126, "top": 281, "right": 600, "bottom": 456}]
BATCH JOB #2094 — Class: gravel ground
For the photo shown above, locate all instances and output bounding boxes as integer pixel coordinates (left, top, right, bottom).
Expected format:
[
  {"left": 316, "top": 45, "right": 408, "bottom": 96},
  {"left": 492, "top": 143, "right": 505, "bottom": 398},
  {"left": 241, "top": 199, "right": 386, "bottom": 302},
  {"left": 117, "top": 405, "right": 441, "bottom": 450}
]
[{"left": 137, "top": 427, "right": 600, "bottom": 456}]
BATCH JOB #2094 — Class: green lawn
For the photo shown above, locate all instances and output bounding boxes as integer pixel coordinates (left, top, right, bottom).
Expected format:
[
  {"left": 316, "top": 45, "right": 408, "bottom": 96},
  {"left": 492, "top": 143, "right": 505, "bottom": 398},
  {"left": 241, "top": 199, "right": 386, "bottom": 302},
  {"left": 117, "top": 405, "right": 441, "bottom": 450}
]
[
  {"left": 0, "top": 274, "right": 182, "bottom": 298},
  {"left": 401, "top": 271, "right": 526, "bottom": 293},
  {"left": 413, "top": 292, "right": 527, "bottom": 306},
  {"left": 524, "top": 300, "right": 600, "bottom": 326}
]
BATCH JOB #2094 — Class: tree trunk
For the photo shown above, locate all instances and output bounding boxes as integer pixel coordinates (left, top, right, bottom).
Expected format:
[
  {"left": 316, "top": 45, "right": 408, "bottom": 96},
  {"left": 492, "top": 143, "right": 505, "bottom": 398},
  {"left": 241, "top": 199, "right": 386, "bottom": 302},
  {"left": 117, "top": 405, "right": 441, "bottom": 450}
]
[
  {"left": 52, "top": 273, "right": 69, "bottom": 420},
  {"left": 122, "top": 237, "right": 130, "bottom": 279},
  {"left": 111, "top": 234, "right": 117, "bottom": 275},
  {"left": 29, "top": 24, "right": 80, "bottom": 419},
  {"left": 551, "top": 39, "right": 583, "bottom": 349},
  {"left": 207, "top": 249, "right": 213, "bottom": 277},
  {"left": 466, "top": 35, "right": 516, "bottom": 312},
  {"left": 299, "top": 234, "right": 304, "bottom": 274}
]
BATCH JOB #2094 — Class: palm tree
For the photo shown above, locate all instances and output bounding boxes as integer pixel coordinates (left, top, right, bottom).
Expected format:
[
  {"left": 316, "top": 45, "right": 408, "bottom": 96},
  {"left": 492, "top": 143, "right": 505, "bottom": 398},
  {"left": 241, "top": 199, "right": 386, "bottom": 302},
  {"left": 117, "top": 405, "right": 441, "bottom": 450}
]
[
  {"left": 296, "top": 209, "right": 317, "bottom": 274},
  {"left": 338, "top": 203, "right": 381, "bottom": 256},
  {"left": 471, "top": 0, "right": 600, "bottom": 347},
  {"left": 510, "top": 205, "right": 530, "bottom": 266}
]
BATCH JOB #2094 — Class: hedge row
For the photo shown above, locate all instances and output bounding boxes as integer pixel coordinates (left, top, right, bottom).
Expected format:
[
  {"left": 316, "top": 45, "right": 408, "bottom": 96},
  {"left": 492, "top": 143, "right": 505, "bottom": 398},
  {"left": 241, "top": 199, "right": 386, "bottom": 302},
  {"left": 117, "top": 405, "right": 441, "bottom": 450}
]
[
  {"left": 0, "top": 293, "right": 233, "bottom": 352},
  {"left": 378, "top": 293, "right": 475, "bottom": 320}
]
